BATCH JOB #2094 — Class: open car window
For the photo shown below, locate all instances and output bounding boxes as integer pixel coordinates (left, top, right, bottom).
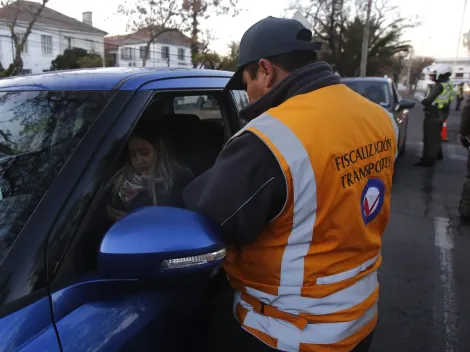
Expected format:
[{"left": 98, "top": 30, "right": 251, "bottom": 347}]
[{"left": 0, "top": 90, "right": 111, "bottom": 263}]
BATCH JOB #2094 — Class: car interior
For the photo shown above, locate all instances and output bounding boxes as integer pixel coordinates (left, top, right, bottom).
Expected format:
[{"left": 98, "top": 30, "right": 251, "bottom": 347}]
[{"left": 71, "top": 91, "right": 231, "bottom": 276}]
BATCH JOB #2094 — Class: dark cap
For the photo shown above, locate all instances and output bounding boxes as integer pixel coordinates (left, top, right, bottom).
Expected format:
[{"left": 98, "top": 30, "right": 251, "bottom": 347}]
[{"left": 225, "top": 16, "right": 319, "bottom": 90}]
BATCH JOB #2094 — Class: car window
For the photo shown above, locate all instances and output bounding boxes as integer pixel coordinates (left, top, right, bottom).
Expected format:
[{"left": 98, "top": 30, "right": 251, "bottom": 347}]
[
  {"left": 231, "top": 90, "right": 250, "bottom": 127},
  {"left": 343, "top": 81, "right": 391, "bottom": 108},
  {"left": 173, "top": 95, "right": 221, "bottom": 120},
  {"left": 0, "top": 90, "right": 110, "bottom": 263},
  {"left": 231, "top": 90, "right": 250, "bottom": 111}
]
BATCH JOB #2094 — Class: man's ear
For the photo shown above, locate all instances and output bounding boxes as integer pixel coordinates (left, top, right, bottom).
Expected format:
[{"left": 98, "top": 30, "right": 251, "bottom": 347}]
[{"left": 258, "top": 59, "right": 275, "bottom": 88}]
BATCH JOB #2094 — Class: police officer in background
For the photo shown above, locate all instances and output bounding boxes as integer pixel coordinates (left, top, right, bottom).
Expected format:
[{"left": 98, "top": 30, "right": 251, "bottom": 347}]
[
  {"left": 184, "top": 16, "right": 398, "bottom": 352},
  {"left": 456, "top": 83, "right": 464, "bottom": 111},
  {"left": 416, "top": 64, "right": 453, "bottom": 167},
  {"left": 458, "top": 97, "right": 470, "bottom": 220}
]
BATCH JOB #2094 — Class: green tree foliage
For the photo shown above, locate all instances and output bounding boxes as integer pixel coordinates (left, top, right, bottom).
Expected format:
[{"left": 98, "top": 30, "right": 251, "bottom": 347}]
[
  {"left": 292, "top": 0, "right": 414, "bottom": 77},
  {"left": 51, "top": 48, "right": 105, "bottom": 70},
  {"left": 218, "top": 41, "right": 239, "bottom": 71},
  {"left": 51, "top": 48, "right": 88, "bottom": 70}
]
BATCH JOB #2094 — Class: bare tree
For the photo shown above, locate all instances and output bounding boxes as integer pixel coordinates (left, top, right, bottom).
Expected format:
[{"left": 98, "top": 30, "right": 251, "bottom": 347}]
[
  {"left": 183, "top": 0, "right": 240, "bottom": 68},
  {"left": 1, "top": 0, "right": 49, "bottom": 76},
  {"left": 117, "top": 0, "right": 189, "bottom": 67}
]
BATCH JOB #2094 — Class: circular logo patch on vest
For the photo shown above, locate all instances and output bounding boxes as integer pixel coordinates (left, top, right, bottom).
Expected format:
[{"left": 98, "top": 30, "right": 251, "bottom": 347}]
[{"left": 361, "top": 179, "right": 385, "bottom": 225}]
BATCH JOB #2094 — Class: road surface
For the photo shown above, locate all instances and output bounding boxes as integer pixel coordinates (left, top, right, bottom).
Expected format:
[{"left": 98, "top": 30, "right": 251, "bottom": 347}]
[{"left": 371, "top": 105, "right": 470, "bottom": 352}]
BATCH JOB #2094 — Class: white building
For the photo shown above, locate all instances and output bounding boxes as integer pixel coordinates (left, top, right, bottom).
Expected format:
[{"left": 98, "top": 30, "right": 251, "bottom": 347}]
[
  {"left": 433, "top": 58, "right": 470, "bottom": 82},
  {"left": 105, "top": 28, "right": 193, "bottom": 69},
  {"left": 0, "top": 1, "right": 107, "bottom": 74}
]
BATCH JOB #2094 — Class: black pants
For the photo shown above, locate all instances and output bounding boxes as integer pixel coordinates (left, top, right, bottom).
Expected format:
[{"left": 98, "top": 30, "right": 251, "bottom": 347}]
[{"left": 206, "top": 278, "right": 374, "bottom": 352}]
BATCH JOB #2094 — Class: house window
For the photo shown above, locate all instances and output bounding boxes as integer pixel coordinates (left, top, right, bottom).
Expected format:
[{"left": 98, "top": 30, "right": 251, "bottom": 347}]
[
  {"left": 86, "top": 39, "right": 95, "bottom": 53},
  {"left": 41, "top": 35, "right": 53, "bottom": 55},
  {"left": 161, "top": 46, "right": 169, "bottom": 60},
  {"left": 139, "top": 46, "right": 149, "bottom": 59},
  {"left": 66, "top": 37, "right": 72, "bottom": 49},
  {"left": 15, "top": 33, "right": 28, "bottom": 53},
  {"left": 178, "top": 48, "right": 185, "bottom": 61},
  {"left": 121, "top": 47, "right": 132, "bottom": 60}
]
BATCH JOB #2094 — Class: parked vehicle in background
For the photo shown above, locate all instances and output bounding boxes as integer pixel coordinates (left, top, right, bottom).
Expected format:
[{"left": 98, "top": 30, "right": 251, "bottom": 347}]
[{"left": 341, "top": 77, "right": 415, "bottom": 156}]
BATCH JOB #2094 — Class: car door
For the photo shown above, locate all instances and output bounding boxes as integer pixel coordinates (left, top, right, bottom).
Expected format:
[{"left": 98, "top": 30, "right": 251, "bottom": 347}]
[
  {"left": 0, "top": 90, "right": 114, "bottom": 352},
  {"left": 45, "top": 77, "right": 233, "bottom": 352}
]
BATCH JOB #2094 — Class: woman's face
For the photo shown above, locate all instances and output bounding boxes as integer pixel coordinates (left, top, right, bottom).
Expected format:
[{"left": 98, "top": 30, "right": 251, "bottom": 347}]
[{"left": 128, "top": 136, "right": 156, "bottom": 175}]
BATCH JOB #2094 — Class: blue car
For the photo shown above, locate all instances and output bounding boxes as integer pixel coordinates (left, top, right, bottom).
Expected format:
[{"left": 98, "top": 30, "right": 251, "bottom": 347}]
[{"left": 0, "top": 68, "right": 251, "bottom": 352}]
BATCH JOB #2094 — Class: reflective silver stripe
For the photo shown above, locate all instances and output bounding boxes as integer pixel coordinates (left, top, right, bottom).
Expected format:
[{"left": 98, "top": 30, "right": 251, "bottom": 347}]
[
  {"left": 316, "top": 253, "right": 380, "bottom": 285},
  {"left": 242, "top": 302, "right": 378, "bottom": 351},
  {"left": 242, "top": 270, "right": 378, "bottom": 316},
  {"left": 247, "top": 113, "right": 317, "bottom": 294}
]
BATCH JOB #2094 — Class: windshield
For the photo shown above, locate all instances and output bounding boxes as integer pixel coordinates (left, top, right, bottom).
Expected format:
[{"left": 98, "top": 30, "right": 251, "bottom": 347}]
[
  {"left": 0, "top": 90, "right": 111, "bottom": 263},
  {"left": 343, "top": 81, "right": 391, "bottom": 108}
]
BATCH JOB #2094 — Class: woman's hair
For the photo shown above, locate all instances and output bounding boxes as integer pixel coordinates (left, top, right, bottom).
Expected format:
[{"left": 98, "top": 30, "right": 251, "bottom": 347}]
[{"left": 108, "top": 121, "right": 188, "bottom": 205}]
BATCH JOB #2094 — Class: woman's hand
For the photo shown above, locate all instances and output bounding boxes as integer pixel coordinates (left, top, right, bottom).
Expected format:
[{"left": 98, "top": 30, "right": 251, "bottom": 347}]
[{"left": 106, "top": 206, "right": 128, "bottom": 221}]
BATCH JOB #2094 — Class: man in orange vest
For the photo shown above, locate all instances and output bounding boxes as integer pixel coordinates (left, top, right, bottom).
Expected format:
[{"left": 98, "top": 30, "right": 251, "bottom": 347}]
[{"left": 184, "top": 16, "right": 398, "bottom": 352}]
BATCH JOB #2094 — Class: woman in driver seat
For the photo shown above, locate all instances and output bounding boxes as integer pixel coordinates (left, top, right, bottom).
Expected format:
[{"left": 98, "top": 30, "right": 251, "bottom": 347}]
[{"left": 106, "top": 121, "right": 193, "bottom": 222}]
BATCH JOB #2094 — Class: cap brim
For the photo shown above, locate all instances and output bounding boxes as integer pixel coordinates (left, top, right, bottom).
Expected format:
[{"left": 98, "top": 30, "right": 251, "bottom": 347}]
[{"left": 225, "top": 67, "right": 246, "bottom": 91}]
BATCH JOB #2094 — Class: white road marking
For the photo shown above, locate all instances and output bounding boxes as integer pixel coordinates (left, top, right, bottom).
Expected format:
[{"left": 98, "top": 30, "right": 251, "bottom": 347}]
[{"left": 434, "top": 217, "right": 457, "bottom": 352}]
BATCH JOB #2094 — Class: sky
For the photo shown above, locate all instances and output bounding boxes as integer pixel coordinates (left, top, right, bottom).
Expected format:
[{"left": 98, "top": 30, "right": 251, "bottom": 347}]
[{"left": 43, "top": 0, "right": 470, "bottom": 59}]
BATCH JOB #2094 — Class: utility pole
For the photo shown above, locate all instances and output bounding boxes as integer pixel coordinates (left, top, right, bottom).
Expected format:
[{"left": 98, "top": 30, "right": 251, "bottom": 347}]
[
  {"left": 454, "top": 0, "right": 468, "bottom": 75},
  {"left": 359, "top": 0, "right": 372, "bottom": 77},
  {"left": 406, "top": 48, "right": 414, "bottom": 93}
]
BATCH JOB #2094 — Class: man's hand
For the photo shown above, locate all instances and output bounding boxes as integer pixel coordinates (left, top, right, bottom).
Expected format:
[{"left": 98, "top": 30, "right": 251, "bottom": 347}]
[{"left": 106, "top": 206, "right": 127, "bottom": 221}]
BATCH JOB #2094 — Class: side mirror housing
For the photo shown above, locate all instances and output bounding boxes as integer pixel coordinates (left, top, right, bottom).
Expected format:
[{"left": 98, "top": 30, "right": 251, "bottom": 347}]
[
  {"left": 395, "top": 99, "right": 415, "bottom": 112},
  {"left": 98, "top": 207, "right": 226, "bottom": 281}
]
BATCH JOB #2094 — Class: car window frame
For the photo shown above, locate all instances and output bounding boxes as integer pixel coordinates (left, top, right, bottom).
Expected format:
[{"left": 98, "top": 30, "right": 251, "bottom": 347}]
[
  {"left": 0, "top": 89, "right": 119, "bottom": 318},
  {"left": 48, "top": 87, "right": 237, "bottom": 293}
]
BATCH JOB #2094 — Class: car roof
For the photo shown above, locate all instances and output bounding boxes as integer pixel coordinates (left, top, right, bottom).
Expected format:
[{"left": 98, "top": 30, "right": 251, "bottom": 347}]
[
  {"left": 0, "top": 67, "right": 234, "bottom": 91},
  {"left": 341, "top": 77, "right": 392, "bottom": 84}
]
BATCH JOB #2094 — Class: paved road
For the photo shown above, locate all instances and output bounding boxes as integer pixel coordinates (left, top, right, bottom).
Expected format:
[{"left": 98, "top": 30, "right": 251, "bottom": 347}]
[{"left": 371, "top": 105, "right": 470, "bottom": 352}]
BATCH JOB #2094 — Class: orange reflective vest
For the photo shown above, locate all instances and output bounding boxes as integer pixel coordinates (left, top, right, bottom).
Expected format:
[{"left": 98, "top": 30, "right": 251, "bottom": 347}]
[{"left": 224, "top": 84, "right": 398, "bottom": 352}]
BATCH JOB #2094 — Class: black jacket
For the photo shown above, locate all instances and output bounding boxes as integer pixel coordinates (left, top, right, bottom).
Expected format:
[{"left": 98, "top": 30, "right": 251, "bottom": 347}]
[{"left": 183, "top": 62, "right": 340, "bottom": 249}]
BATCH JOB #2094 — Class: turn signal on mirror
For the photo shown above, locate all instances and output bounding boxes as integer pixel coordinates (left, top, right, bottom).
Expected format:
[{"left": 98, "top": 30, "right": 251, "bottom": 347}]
[{"left": 161, "top": 248, "right": 227, "bottom": 270}]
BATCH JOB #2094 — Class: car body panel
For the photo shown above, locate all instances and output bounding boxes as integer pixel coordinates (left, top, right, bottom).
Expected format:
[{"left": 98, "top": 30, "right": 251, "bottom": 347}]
[
  {"left": 0, "top": 296, "right": 60, "bottom": 352},
  {"left": 0, "top": 68, "right": 233, "bottom": 92}
]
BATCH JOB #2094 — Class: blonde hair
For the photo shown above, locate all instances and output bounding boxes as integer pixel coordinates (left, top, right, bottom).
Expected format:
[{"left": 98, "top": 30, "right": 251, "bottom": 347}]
[{"left": 108, "top": 131, "right": 188, "bottom": 205}]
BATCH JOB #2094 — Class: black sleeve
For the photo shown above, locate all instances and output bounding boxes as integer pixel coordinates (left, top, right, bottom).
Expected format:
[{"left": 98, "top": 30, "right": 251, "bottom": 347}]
[
  {"left": 460, "top": 99, "right": 470, "bottom": 136},
  {"left": 422, "top": 83, "right": 444, "bottom": 107},
  {"left": 183, "top": 131, "right": 287, "bottom": 248}
]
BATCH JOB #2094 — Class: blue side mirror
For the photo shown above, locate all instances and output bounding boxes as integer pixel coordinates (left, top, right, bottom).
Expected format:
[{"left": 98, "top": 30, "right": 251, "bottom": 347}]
[{"left": 98, "top": 207, "right": 226, "bottom": 280}]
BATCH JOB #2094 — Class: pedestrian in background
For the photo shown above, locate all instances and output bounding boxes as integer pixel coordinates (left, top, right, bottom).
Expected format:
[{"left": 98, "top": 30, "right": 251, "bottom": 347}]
[
  {"left": 184, "top": 16, "right": 398, "bottom": 352},
  {"left": 456, "top": 83, "right": 464, "bottom": 111},
  {"left": 416, "top": 64, "right": 453, "bottom": 167}
]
